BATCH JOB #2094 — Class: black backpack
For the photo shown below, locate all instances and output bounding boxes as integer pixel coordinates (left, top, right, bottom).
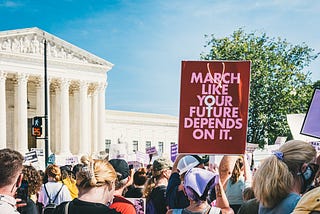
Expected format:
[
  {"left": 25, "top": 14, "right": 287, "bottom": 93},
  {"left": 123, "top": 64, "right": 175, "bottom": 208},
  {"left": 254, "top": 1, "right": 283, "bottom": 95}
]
[{"left": 42, "top": 184, "right": 64, "bottom": 214}]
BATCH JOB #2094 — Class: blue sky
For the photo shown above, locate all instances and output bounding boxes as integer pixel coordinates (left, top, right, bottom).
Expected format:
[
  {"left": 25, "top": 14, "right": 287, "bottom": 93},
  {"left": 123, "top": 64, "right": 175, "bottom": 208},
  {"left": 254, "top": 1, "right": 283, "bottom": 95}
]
[{"left": 1, "top": 0, "right": 319, "bottom": 116}]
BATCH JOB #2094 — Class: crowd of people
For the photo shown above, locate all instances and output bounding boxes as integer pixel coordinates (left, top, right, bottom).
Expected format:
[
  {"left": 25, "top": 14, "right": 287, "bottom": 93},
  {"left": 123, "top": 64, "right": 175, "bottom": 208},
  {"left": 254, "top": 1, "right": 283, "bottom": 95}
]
[{"left": 1, "top": 139, "right": 320, "bottom": 213}]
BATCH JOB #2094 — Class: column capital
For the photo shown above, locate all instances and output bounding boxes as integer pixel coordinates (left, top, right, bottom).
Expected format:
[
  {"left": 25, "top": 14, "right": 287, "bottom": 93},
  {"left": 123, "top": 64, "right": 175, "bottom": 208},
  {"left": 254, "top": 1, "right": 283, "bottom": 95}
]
[
  {"left": 97, "top": 82, "right": 106, "bottom": 92},
  {"left": 15, "top": 73, "right": 29, "bottom": 85},
  {"left": 60, "top": 78, "right": 70, "bottom": 91},
  {"left": 79, "top": 80, "right": 89, "bottom": 88},
  {"left": 0, "top": 71, "right": 7, "bottom": 81},
  {"left": 35, "top": 76, "right": 44, "bottom": 88}
]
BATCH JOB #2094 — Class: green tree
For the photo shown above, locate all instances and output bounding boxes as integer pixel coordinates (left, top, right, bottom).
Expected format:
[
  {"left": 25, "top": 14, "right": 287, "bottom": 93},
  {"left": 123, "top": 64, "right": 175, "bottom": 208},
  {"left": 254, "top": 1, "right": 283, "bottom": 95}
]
[
  {"left": 201, "top": 29, "right": 319, "bottom": 147},
  {"left": 314, "top": 80, "right": 320, "bottom": 89}
]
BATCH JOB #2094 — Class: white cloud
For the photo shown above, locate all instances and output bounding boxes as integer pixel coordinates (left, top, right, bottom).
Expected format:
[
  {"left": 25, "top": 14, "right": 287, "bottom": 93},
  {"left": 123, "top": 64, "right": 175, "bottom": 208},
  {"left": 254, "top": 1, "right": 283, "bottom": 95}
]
[{"left": 0, "top": 0, "right": 22, "bottom": 8}]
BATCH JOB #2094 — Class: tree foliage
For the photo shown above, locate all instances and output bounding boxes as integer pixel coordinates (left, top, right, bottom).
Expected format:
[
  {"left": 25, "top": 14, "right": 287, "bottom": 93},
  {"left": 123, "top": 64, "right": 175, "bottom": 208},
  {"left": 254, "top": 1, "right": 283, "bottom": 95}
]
[{"left": 200, "top": 29, "right": 319, "bottom": 147}]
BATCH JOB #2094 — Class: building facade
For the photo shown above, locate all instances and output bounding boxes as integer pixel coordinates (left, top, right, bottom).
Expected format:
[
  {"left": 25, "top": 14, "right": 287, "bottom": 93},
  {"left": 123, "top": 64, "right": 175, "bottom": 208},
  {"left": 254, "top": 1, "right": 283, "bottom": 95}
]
[
  {"left": 0, "top": 27, "right": 113, "bottom": 157},
  {"left": 105, "top": 110, "right": 178, "bottom": 160}
]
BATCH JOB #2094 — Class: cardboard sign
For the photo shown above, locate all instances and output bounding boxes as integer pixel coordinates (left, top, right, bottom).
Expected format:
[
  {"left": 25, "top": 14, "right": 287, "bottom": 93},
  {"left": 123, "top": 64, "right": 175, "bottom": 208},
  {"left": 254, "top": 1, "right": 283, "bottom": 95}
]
[
  {"left": 24, "top": 150, "right": 38, "bottom": 163},
  {"left": 146, "top": 146, "right": 157, "bottom": 155},
  {"left": 179, "top": 61, "right": 250, "bottom": 154},
  {"left": 31, "top": 148, "right": 44, "bottom": 156},
  {"left": 310, "top": 141, "right": 320, "bottom": 151},
  {"left": 127, "top": 198, "right": 146, "bottom": 214},
  {"left": 65, "top": 156, "right": 79, "bottom": 165},
  {"left": 301, "top": 89, "right": 320, "bottom": 139}
]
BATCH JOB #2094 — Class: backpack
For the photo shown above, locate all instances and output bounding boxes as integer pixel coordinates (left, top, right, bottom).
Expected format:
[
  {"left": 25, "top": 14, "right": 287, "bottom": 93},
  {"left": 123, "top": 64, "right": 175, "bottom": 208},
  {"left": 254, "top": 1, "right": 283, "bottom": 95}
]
[
  {"left": 146, "top": 198, "right": 157, "bottom": 214},
  {"left": 42, "top": 184, "right": 64, "bottom": 214}
]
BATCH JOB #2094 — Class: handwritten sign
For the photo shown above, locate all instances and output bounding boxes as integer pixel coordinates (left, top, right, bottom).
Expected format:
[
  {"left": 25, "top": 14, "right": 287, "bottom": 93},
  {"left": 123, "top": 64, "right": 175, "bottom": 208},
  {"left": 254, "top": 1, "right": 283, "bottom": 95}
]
[{"left": 179, "top": 61, "right": 250, "bottom": 154}]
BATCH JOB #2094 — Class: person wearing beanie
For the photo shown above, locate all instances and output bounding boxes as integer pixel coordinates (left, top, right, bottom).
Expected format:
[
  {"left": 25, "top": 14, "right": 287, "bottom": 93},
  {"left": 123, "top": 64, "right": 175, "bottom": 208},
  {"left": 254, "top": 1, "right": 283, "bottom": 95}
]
[{"left": 108, "top": 159, "right": 136, "bottom": 214}]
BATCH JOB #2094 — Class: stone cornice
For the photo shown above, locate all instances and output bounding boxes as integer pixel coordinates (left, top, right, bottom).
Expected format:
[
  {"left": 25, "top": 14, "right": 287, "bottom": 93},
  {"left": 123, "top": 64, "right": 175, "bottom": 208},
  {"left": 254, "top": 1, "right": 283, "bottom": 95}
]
[{"left": 0, "top": 27, "right": 113, "bottom": 70}]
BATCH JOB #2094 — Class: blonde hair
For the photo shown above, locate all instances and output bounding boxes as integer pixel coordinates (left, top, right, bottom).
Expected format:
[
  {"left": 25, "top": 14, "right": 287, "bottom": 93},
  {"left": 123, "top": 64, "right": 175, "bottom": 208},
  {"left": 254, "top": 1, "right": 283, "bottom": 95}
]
[
  {"left": 45, "top": 164, "right": 61, "bottom": 181},
  {"left": 76, "top": 159, "right": 117, "bottom": 189},
  {"left": 253, "top": 140, "right": 316, "bottom": 208}
]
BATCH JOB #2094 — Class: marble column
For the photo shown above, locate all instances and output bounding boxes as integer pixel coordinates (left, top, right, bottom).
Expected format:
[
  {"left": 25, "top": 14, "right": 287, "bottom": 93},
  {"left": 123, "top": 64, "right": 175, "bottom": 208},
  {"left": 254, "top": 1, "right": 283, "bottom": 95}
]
[
  {"left": 16, "top": 73, "right": 29, "bottom": 154},
  {"left": 0, "top": 71, "right": 7, "bottom": 149},
  {"left": 91, "top": 88, "right": 98, "bottom": 154},
  {"left": 59, "top": 78, "right": 71, "bottom": 155},
  {"left": 97, "top": 82, "right": 106, "bottom": 152},
  {"left": 79, "top": 81, "right": 89, "bottom": 155}
]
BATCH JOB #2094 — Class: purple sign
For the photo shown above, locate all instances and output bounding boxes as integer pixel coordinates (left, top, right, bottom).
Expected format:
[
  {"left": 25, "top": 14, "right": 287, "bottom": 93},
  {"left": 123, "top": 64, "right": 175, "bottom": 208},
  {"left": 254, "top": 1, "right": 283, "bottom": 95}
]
[
  {"left": 170, "top": 144, "right": 178, "bottom": 162},
  {"left": 146, "top": 146, "right": 157, "bottom": 155},
  {"left": 301, "top": 89, "right": 320, "bottom": 139}
]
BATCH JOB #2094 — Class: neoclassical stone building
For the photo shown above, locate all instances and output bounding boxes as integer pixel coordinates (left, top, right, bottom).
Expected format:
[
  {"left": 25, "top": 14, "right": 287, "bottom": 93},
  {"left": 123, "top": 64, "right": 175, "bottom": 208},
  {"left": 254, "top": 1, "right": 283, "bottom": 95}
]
[{"left": 0, "top": 27, "right": 113, "bottom": 157}]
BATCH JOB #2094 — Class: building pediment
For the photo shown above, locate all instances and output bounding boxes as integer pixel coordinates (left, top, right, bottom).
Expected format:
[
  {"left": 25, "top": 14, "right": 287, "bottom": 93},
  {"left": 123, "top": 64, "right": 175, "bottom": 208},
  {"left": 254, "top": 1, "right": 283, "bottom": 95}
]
[{"left": 0, "top": 27, "right": 113, "bottom": 68}]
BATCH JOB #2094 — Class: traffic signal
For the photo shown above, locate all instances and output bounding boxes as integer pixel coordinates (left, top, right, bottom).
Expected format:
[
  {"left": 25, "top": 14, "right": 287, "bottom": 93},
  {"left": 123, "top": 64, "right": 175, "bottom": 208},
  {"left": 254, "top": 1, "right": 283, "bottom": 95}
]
[{"left": 32, "top": 117, "right": 42, "bottom": 137}]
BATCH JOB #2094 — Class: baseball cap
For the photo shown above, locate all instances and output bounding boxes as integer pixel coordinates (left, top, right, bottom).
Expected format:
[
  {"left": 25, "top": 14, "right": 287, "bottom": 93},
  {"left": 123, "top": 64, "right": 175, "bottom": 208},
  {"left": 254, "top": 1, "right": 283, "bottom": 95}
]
[
  {"left": 292, "top": 186, "right": 320, "bottom": 213},
  {"left": 184, "top": 168, "right": 219, "bottom": 199},
  {"left": 109, "top": 159, "right": 130, "bottom": 180},
  {"left": 153, "top": 158, "right": 172, "bottom": 172},
  {"left": 192, "top": 155, "right": 209, "bottom": 165},
  {"left": 177, "top": 155, "right": 200, "bottom": 175}
]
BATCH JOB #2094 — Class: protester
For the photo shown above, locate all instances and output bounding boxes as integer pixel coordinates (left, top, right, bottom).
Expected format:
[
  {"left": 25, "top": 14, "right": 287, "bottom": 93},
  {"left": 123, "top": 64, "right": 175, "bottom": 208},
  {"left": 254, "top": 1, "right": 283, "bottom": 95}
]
[
  {"left": 17, "top": 165, "right": 42, "bottom": 214},
  {"left": 144, "top": 158, "right": 172, "bottom": 214},
  {"left": 166, "top": 168, "right": 234, "bottom": 214},
  {"left": 38, "top": 164, "right": 72, "bottom": 208},
  {"left": 253, "top": 140, "right": 317, "bottom": 214},
  {"left": 125, "top": 167, "right": 148, "bottom": 198},
  {"left": 108, "top": 158, "right": 136, "bottom": 214},
  {"left": 53, "top": 159, "right": 120, "bottom": 213},
  {"left": 60, "top": 165, "right": 78, "bottom": 199},
  {"left": 225, "top": 155, "right": 252, "bottom": 213},
  {"left": 0, "top": 148, "right": 24, "bottom": 213},
  {"left": 237, "top": 187, "right": 259, "bottom": 214},
  {"left": 166, "top": 155, "right": 201, "bottom": 209}
]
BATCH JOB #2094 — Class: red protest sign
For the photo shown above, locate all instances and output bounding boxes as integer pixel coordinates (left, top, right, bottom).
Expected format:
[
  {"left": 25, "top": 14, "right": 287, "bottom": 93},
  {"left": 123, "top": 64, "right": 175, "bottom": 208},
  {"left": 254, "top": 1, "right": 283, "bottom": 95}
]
[{"left": 178, "top": 61, "right": 250, "bottom": 154}]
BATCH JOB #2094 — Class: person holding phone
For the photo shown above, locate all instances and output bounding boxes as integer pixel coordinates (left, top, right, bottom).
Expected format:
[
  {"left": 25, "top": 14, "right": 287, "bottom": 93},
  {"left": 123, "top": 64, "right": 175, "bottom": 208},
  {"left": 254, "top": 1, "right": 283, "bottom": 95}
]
[
  {"left": 17, "top": 165, "right": 42, "bottom": 214},
  {"left": 0, "top": 148, "right": 24, "bottom": 213}
]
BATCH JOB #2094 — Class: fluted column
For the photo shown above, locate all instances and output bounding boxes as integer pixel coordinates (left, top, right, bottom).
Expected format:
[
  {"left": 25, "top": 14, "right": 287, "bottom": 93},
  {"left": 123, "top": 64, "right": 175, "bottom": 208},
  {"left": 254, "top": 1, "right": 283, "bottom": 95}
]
[
  {"left": 79, "top": 81, "right": 89, "bottom": 155},
  {"left": 59, "top": 78, "right": 71, "bottom": 155},
  {"left": 16, "top": 73, "right": 29, "bottom": 154},
  {"left": 97, "top": 82, "right": 106, "bottom": 152},
  {"left": 0, "top": 71, "right": 7, "bottom": 149},
  {"left": 91, "top": 88, "right": 98, "bottom": 154}
]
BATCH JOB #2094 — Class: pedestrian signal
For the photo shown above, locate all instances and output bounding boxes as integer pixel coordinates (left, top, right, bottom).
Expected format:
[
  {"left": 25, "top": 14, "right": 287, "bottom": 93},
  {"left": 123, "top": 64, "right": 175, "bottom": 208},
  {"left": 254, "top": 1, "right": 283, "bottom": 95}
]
[{"left": 32, "top": 117, "right": 42, "bottom": 137}]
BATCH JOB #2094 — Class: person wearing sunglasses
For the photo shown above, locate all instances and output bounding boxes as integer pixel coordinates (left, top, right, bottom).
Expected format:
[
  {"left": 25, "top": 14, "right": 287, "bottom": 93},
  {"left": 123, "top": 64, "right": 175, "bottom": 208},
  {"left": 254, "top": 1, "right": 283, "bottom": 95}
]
[{"left": 253, "top": 140, "right": 317, "bottom": 214}]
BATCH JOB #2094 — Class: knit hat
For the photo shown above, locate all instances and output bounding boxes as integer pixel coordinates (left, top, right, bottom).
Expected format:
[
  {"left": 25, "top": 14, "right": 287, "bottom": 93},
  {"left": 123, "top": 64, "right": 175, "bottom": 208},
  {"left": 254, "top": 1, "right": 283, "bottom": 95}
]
[
  {"left": 153, "top": 158, "right": 172, "bottom": 172},
  {"left": 184, "top": 168, "right": 219, "bottom": 199},
  {"left": 109, "top": 159, "right": 130, "bottom": 180},
  {"left": 177, "top": 155, "right": 200, "bottom": 175}
]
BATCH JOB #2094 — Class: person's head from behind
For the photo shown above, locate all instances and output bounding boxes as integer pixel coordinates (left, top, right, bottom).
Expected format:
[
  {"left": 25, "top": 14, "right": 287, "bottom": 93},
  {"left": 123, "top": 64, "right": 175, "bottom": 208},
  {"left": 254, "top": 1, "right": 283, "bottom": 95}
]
[
  {"left": 177, "top": 155, "right": 201, "bottom": 180},
  {"left": 133, "top": 167, "right": 148, "bottom": 186},
  {"left": 183, "top": 168, "right": 219, "bottom": 204},
  {"left": 253, "top": 140, "right": 317, "bottom": 208},
  {"left": 45, "top": 164, "right": 61, "bottom": 182},
  {"left": 108, "top": 159, "right": 130, "bottom": 191},
  {"left": 152, "top": 158, "right": 172, "bottom": 181},
  {"left": 76, "top": 159, "right": 117, "bottom": 205},
  {"left": 22, "top": 165, "right": 42, "bottom": 197},
  {"left": 60, "top": 165, "right": 73, "bottom": 180},
  {"left": 0, "top": 149, "right": 24, "bottom": 196},
  {"left": 243, "top": 187, "right": 255, "bottom": 202}
]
